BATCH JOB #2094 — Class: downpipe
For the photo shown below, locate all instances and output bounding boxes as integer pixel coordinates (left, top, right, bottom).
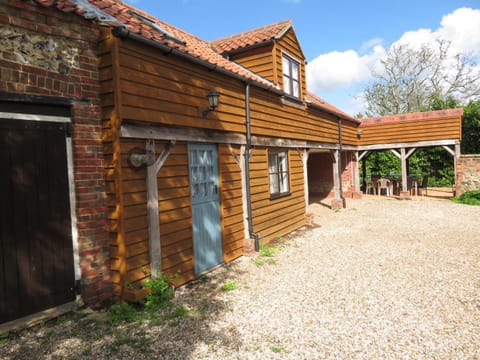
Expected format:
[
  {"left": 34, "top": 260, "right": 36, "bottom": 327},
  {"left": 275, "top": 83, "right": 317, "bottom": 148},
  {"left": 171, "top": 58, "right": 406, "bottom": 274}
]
[{"left": 244, "top": 83, "right": 259, "bottom": 251}]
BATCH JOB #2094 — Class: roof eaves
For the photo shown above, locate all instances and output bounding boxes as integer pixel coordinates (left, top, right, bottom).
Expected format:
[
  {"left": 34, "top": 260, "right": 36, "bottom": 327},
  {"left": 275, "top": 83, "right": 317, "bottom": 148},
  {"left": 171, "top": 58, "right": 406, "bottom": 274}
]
[{"left": 71, "top": 0, "right": 122, "bottom": 25}]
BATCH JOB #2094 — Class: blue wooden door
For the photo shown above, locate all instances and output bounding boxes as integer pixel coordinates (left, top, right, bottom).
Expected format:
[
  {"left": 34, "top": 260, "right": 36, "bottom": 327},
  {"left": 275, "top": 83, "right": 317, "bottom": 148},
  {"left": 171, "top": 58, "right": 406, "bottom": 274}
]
[{"left": 188, "top": 144, "right": 222, "bottom": 274}]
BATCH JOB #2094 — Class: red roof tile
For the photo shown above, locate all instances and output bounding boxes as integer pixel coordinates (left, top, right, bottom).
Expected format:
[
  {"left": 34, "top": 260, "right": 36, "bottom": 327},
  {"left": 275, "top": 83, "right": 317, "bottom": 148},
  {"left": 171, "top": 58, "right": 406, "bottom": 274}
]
[
  {"left": 306, "top": 92, "right": 359, "bottom": 123},
  {"left": 34, "top": 0, "right": 277, "bottom": 90},
  {"left": 360, "top": 109, "right": 464, "bottom": 126},
  {"left": 32, "top": 1, "right": 356, "bottom": 122},
  {"left": 210, "top": 20, "right": 292, "bottom": 54}
]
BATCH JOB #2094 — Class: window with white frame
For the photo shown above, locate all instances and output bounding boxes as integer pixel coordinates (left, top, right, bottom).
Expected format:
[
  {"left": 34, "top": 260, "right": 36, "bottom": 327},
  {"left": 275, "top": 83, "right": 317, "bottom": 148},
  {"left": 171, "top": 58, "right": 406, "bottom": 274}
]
[
  {"left": 282, "top": 54, "right": 300, "bottom": 98},
  {"left": 268, "top": 149, "right": 290, "bottom": 197}
]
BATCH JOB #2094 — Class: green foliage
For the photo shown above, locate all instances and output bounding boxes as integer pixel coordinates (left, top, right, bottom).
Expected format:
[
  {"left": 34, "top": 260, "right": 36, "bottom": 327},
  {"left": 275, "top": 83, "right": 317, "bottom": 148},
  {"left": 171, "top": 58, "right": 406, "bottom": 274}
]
[
  {"left": 107, "top": 302, "right": 140, "bottom": 326},
  {"left": 259, "top": 244, "right": 278, "bottom": 258},
  {"left": 143, "top": 274, "right": 176, "bottom": 312},
  {"left": 462, "top": 100, "right": 480, "bottom": 154},
  {"left": 452, "top": 190, "right": 480, "bottom": 205},
  {"left": 163, "top": 305, "right": 189, "bottom": 320},
  {"left": 0, "top": 332, "right": 9, "bottom": 345},
  {"left": 220, "top": 282, "right": 237, "bottom": 291}
]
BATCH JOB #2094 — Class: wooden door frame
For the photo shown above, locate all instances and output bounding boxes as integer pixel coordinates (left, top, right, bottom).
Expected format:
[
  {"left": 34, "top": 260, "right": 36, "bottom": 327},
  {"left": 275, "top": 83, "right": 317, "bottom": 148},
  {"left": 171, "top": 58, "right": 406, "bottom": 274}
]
[{"left": 0, "top": 110, "right": 81, "bottom": 283}]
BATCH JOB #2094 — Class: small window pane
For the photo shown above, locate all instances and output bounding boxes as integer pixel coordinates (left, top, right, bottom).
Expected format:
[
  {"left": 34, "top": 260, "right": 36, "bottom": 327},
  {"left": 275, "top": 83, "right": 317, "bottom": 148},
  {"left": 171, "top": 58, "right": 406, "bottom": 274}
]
[
  {"left": 292, "top": 62, "right": 298, "bottom": 78},
  {"left": 280, "top": 171, "right": 289, "bottom": 193},
  {"left": 269, "top": 174, "right": 279, "bottom": 194},
  {"left": 292, "top": 80, "right": 299, "bottom": 98},
  {"left": 282, "top": 56, "right": 290, "bottom": 76}
]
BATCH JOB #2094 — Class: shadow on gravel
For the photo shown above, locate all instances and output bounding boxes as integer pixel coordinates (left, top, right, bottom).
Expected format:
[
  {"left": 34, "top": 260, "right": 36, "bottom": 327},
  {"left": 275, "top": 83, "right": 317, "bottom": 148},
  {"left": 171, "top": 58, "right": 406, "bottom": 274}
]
[{"left": 0, "top": 263, "right": 247, "bottom": 359}]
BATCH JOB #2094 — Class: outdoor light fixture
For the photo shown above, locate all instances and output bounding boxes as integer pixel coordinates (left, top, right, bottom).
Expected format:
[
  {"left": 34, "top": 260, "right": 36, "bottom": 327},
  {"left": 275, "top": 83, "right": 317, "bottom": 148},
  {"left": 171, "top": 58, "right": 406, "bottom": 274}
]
[
  {"left": 202, "top": 91, "right": 220, "bottom": 117},
  {"left": 127, "top": 147, "right": 155, "bottom": 168},
  {"left": 357, "top": 129, "right": 364, "bottom": 138}
]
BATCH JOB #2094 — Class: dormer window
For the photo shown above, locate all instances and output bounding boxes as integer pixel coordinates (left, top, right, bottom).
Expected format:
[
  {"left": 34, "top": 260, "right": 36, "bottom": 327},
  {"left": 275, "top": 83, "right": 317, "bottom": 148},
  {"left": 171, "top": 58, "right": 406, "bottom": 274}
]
[{"left": 282, "top": 54, "right": 300, "bottom": 98}]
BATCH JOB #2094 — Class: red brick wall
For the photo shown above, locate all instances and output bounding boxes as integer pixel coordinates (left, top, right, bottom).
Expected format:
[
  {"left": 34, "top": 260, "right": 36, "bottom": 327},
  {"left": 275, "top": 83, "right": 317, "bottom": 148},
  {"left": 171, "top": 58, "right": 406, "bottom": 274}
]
[
  {"left": 341, "top": 151, "right": 358, "bottom": 198},
  {"left": 456, "top": 155, "right": 480, "bottom": 195},
  {"left": 308, "top": 152, "right": 334, "bottom": 197},
  {"left": 308, "top": 151, "right": 358, "bottom": 198},
  {"left": 0, "top": 0, "right": 112, "bottom": 305}
]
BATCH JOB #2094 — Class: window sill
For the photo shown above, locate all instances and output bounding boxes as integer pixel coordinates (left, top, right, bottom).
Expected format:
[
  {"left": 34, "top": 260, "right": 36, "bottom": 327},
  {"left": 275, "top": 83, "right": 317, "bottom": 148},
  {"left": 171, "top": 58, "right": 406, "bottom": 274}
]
[
  {"left": 281, "top": 95, "right": 305, "bottom": 109},
  {"left": 269, "top": 192, "right": 291, "bottom": 200}
]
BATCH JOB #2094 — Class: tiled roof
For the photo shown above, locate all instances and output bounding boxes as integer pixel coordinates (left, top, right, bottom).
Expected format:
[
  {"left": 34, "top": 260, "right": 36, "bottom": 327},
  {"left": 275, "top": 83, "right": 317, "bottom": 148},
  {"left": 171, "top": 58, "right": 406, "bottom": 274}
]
[
  {"left": 33, "top": 1, "right": 355, "bottom": 122},
  {"left": 306, "top": 92, "right": 359, "bottom": 123},
  {"left": 210, "top": 20, "right": 292, "bottom": 54},
  {"left": 34, "top": 0, "right": 277, "bottom": 89},
  {"left": 360, "top": 108, "right": 464, "bottom": 126}
]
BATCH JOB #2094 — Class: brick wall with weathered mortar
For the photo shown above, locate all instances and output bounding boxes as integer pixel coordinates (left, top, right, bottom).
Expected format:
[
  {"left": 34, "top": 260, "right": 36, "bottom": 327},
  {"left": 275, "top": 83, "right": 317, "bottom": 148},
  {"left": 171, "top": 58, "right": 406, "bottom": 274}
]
[
  {"left": 456, "top": 155, "right": 480, "bottom": 195},
  {"left": 1, "top": 0, "right": 112, "bottom": 305}
]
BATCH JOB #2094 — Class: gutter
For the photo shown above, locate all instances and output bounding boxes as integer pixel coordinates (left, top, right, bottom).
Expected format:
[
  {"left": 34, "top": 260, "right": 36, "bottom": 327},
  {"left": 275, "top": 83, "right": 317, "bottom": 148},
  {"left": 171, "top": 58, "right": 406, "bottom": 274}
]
[
  {"left": 111, "top": 27, "right": 284, "bottom": 96},
  {"left": 244, "top": 83, "right": 259, "bottom": 251}
]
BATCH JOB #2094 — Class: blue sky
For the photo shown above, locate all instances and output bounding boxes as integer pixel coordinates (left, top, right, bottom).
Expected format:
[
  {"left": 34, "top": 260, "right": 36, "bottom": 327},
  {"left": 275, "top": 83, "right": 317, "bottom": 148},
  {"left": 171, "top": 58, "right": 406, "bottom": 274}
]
[{"left": 126, "top": 0, "right": 480, "bottom": 115}]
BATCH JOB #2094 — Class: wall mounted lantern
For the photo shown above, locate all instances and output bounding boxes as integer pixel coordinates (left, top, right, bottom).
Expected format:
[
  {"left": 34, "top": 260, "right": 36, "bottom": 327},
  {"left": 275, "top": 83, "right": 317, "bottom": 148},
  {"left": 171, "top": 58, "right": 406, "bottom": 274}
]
[
  {"left": 202, "top": 91, "right": 220, "bottom": 117},
  {"left": 357, "top": 129, "right": 364, "bottom": 138},
  {"left": 127, "top": 147, "right": 155, "bottom": 168}
]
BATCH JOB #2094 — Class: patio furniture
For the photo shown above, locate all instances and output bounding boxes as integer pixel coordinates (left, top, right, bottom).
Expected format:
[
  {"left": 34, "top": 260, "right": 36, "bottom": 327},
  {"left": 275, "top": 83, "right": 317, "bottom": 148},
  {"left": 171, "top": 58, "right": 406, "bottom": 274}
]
[
  {"left": 365, "top": 177, "right": 376, "bottom": 195},
  {"left": 376, "top": 178, "right": 392, "bottom": 196},
  {"left": 418, "top": 175, "right": 428, "bottom": 196},
  {"left": 408, "top": 176, "right": 419, "bottom": 196}
]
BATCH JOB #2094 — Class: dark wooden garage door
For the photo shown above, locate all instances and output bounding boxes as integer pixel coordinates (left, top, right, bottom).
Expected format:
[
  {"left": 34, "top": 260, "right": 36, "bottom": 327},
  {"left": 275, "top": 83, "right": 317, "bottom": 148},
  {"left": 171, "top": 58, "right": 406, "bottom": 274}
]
[{"left": 0, "top": 119, "right": 76, "bottom": 324}]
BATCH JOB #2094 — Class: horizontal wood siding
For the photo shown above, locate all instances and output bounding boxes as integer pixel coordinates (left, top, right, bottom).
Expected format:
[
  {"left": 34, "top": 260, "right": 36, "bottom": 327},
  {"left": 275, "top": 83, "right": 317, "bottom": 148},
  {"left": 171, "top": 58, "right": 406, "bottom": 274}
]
[
  {"left": 358, "top": 116, "right": 462, "bottom": 145},
  {"left": 108, "top": 140, "right": 195, "bottom": 291},
  {"left": 275, "top": 29, "right": 307, "bottom": 99},
  {"left": 230, "top": 45, "right": 275, "bottom": 82},
  {"left": 249, "top": 148, "right": 305, "bottom": 244},
  {"left": 250, "top": 88, "right": 340, "bottom": 143},
  {"left": 117, "top": 39, "right": 246, "bottom": 133},
  {"left": 342, "top": 120, "right": 359, "bottom": 145},
  {"left": 218, "top": 144, "right": 245, "bottom": 262}
]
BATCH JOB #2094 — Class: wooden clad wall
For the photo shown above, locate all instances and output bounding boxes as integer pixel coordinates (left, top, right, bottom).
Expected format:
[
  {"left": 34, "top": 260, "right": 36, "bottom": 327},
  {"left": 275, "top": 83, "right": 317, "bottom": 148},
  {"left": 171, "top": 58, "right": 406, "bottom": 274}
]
[
  {"left": 274, "top": 29, "right": 307, "bottom": 100},
  {"left": 107, "top": 139, "right": 246, "bottom": 296},
  {"left": 218, "top": 144, "right": 245, "bottom": 262},
  {"left": 342, "top": 120, "right": 360, "bottom": 145},
  {"left": 229, "top": 44, "right": 275, "bottom": 82},
  {"left": 117, "top": 39, "right": 247, "bottom": 133},
  {"left": 249, "top": 148, "right": 305, "bottom": 244},
  {"left": 250, "top": 87, "right": 340, "bottom": 143},
  {"left": 358, "top": 116, "right": 462, "bottom": 145}
]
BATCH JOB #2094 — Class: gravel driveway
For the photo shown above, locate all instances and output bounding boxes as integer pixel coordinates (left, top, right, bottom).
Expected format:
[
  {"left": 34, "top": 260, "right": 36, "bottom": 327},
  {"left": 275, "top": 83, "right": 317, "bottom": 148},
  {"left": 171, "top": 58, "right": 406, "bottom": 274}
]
[{"left": 1, "top": 196, "right": 479, "bottom": 359}]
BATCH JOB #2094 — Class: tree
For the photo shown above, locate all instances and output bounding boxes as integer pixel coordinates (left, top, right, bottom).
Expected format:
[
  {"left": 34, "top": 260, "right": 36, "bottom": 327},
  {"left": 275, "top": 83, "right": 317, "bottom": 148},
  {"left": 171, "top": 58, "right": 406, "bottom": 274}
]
[
  {"left": 363, "top": 40, "right": 480, "bottom": 117},
  {"left": 361, "top": 40, "right": 480, "bottom": 186},
  {"left": 462, "top": 100, "right": 480, "bottom": 154}
]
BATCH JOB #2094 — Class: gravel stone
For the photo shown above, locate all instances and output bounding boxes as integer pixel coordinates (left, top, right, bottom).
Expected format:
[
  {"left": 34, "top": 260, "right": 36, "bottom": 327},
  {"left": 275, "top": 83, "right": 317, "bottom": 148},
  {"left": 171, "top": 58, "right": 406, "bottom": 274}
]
[{"left": 1, "top": 196, "right": 479, "bottom": 359}]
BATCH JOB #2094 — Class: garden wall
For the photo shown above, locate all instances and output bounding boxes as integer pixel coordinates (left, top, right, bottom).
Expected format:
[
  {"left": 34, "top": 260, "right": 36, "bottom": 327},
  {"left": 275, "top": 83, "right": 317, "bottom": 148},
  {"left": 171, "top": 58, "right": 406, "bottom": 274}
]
[{"left": 456, "top": 155, "right": 480, "bottom": 195}]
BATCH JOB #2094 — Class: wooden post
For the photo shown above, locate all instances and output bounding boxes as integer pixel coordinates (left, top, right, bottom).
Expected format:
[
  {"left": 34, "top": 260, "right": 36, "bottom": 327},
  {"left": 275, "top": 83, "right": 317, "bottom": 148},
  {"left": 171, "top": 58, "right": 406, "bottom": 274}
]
[
  {"left": 353, "top": 151, "right": 361, "bottom": 194},
  {"left": 331, "top": 149, "right": 344, "bottom": 209},
  {"left": 146, "top": 140, "right": 174, "bottom": 278},
  {"left": 303, "top": 149, "right": 310, "bottom": 213},
  {"left": 400, "top": 147, "right": 408, "bottom": 195}
]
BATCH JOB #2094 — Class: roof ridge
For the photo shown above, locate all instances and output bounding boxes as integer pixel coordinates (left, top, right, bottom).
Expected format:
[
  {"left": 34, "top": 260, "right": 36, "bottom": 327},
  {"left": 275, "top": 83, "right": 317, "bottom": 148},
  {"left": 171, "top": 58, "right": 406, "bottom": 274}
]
[
  {"left": 361, "top": 108, "right": 465, "bottom": 125},
  {"left": 210, "top": 19, "right": 292, "bottom": 46}
]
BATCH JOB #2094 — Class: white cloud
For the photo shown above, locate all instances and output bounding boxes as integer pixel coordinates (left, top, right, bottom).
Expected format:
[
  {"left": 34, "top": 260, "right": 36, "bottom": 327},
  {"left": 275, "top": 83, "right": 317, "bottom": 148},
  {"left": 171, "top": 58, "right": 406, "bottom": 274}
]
[
  {"left": 306, "top": 7, "right": 480, "bottom": 114},
  {"left": 438, "top": 7, "right": 480, "bottom": 56},
  {"left": 306, "top": 45, "right": 385, "bottom": 92}
]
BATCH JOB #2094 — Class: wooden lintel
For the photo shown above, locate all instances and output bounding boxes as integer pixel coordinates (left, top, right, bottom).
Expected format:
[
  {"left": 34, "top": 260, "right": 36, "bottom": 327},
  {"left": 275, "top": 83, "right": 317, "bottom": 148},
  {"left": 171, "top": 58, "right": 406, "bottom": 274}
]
[
  {"left": 121, "top": 123, "right": 245, "bottom": 145},
  {"left": 358, "top": 139, "right": 457, "bottom": 151}
]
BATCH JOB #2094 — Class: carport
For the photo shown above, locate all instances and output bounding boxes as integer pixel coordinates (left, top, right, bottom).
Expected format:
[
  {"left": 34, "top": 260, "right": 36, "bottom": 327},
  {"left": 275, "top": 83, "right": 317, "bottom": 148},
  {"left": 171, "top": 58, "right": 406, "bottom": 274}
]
[{"left": 355, "top": 109, "right": 464, "bottom": 198}]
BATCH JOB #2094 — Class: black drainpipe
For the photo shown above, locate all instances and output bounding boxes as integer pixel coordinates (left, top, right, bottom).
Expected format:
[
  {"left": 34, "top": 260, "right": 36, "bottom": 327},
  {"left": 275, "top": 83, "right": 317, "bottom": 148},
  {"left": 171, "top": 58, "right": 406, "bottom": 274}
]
[
  {"left": 338, "top": 117, "right": 346, "bottom": 208},
  {"left": 244, "top": 83, "right": 259, "bottom": 251}
]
